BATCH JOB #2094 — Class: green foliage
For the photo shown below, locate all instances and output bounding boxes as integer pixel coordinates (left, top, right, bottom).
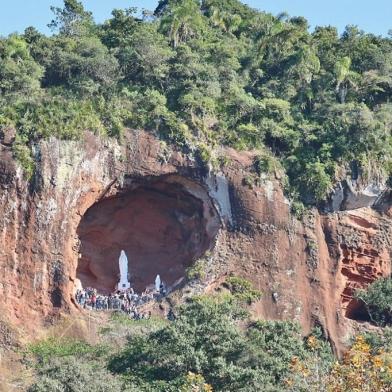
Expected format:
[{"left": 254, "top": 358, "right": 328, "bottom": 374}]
[
  {"left": 253, "top": 153, "right": 278, "bottom": 176},
  {"left": 42, "top": 35, "right": 120, "bottom": 94},
  {"left": 107, "top": 294, "right": 333, "bottom": 392},
  {"left": 179, "top": 372, "right": 213, "bottom": 391},
  {"left": 355, "top": 277, "right": 392, "bottom": 326},
  {"left": 290, "top": 200, "right": 306, "bottom": 219},
  {"left": 223, "top": 276, "right": 262, "bottom": 304},
  {"left": 109, "top": 294, "right": 257, "bottom": 391},
  {"left": 27, "top": 337, "right": 108, "bottom": 366},
  {"left": 28, "top": 357, "right": 131, "bottom": 392},
  {"left": 186, "top": 258, "right": 207, "bottom": 281},
  {"left": 12, "top": 135, "right": 35, "bottom": 179},
  {"left": 2, "top": 0, "right": 392, "bottom": 203},
  {"left": 48, "top": 0, "right": 94, "bottom": 37},
  {"left": 24, "top": 294, "right": 337, "bottom": 392},
  {"left": 0, "top": 35, "right": 43, "bottom": 96},
  {"left": 159, "top": 0, "right": 205, "bottom": 48},
  {"left": 246, "top": 322, "right": 332, "bottom": 387},
  {"left": 362, "top": 327, "right": 392, "bottom": 354},
  {"left": 116, "top": 23, "right": 174, "bottom": 88}
]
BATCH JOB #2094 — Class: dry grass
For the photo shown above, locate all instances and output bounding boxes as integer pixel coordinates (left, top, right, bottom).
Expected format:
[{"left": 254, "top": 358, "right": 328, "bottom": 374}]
[
  {"left": 0, "top": 310, "right": 111, "bottom": 391},
  {"left": 0, "top": 350, "right": 34, "bottom": 392}
]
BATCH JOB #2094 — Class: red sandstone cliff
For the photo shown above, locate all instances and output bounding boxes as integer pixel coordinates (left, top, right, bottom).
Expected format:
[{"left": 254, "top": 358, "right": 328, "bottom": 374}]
[{"left": 0, "top": 129, "right": 390, "bottom": 354}]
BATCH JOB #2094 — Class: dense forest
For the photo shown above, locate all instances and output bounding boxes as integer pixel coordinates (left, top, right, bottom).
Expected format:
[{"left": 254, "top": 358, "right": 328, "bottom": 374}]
[{"left": 1, "top": 0, "right": 392, "bottom": 207}]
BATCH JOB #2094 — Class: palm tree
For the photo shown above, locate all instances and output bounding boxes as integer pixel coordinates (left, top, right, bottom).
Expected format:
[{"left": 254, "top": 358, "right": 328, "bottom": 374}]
[
  {"left": 160, "top": 0, "right": 204, "bottom": 48},
  {"left": 208, "top": 6, "right": 242, "bottom": 34},
  {"left": 334, "top": 56, "right": 361, "bottom": 103}
]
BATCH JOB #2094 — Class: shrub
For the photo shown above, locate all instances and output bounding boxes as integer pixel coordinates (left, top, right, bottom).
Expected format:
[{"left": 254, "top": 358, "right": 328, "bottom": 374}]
[
  {"left": 109, "top": 295, "right": 259, "bottom": 391},
  {"left": 108, "top": 294, "right": 332, "bottom": 391},
  {"left": 355, "top": 277, "right": 392, "bottom": 326},
  {"left": 326, "top": 336, "right": 392, "bottom": 391},
  {"left": 291, "top": 200, "right": 306, "bottom": 220},
  {"left": 27, "top": 337, "right": 107, "bottom": 366},
  {"left": 253, "top": 153, "right": 277, "bottom": 176},
  {"left": 28, "top": 357, "right": 131, "bottom": 392},
  {"left": 186, "top": 258, "right": 207, "bottom": 281},
  {"left": 12, "top": 139, "right": 35, "bottom": 179},
  {"left": 179, "top": 373, "right": 213, "bottom": 392},
  {"left": 362, "top": 327, "right": 392, "bottom": 354},
  {"left": 223, "top": 276, "right": 262, "bottom": 304}
]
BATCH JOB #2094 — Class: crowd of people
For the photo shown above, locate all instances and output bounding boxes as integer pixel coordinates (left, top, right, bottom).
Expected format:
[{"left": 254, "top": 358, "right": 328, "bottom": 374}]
[{"left": 75, "top": 283, "right": 167, "bottom": 320}]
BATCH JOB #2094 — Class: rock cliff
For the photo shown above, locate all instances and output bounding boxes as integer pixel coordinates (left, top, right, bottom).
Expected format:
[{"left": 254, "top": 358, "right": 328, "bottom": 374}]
[{"left": 0, "top": 130, "right": 391, "bottom": 354}]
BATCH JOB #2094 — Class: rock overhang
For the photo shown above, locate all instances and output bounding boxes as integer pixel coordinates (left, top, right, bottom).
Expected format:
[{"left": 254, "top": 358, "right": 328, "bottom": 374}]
[{"left": 76, "top": 174, "right": 221, "bottom": 294}]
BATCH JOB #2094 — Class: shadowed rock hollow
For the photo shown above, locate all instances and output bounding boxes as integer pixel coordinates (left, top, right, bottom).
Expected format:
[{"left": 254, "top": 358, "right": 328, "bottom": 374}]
[{"left": 76, "top": 176, "right": 220, "bottom": 294}]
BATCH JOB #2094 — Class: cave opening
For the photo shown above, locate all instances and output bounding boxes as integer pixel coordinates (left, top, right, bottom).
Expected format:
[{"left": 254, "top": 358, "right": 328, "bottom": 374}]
[
  {"left": 76, "top": 175, "right": 220, "bottom": 294},
  {"left": 345, "top": 299, "right": 371, "bottom": 322}
]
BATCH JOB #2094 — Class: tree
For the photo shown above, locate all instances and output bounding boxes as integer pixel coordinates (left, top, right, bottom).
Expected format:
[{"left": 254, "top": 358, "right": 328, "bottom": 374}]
[
  {"left": 355, "top": 277, "right": 392, "bottom": 326},
  {"left": 0, "top": 35, "right": 43, "bottom": 96},
  {"left": 160, "top": 0, "right": 205, "bottom": 47},
  {"left": 326, "top": 336, "right": 392, "bottom": 391},
  {"left": 100, "top": 8, "right": 139, "bottom": 48},
  {"left": 43, "top": 36, "right": 119, "bottom": 93},
  {"left": 109, "top": 295, "right": 332, "bottom": 391},
  {"left": 48, "top": 0, "right": 94, "bottom": 36},
  {"left": 109, "top": 295, "right": 258, "bottom": 391},
  {"left": 334, "top": 56, "right": 361, "bottom": 103},
  {"left": 115, "top": 23, "right": 173, "bottom": 88},
  {"left": 28, "top": 357, "right": 131, "bottom": 392}
]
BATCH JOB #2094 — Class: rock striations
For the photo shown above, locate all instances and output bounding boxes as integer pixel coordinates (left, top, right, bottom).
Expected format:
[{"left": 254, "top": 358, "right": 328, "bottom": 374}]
[{"left": 0, "top": 130, "right": 391, "bottom": 354}]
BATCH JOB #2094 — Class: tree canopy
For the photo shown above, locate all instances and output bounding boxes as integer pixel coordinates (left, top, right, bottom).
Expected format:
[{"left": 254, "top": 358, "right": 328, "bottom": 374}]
[{"left": 1, "top": 0, "right": 392, "bottom": 204}]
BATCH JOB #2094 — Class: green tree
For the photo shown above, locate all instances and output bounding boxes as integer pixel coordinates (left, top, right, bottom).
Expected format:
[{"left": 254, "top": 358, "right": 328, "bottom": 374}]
[
  {"left": 116, "top": 23, "right": 173, "bottom": 88},
  {"left": 355, "top": 277, "right": 392, "bottom": 326},
  {"left": 43, "top": 36, "right": 119, "bottom": 93},
  {"left": 100, "top": 8, "right": 139, "bottom": 48},
  {"left": 160, "top": 0, "right": 205, "bottom": 47},
  {"left": 334, "top": 56, "right": 361, "bottom": 103},
  {"left": 0, "top": 35, "right": 43, "bottom": 96},
  {"left": 28, "top": 357, "right": 131, "bottom": 392},
  {"left": 109, "top": 295, "right": 332, "bottom": 391},
  {"left": 48, "top": 0, "right": 94, "bottom": 36}
]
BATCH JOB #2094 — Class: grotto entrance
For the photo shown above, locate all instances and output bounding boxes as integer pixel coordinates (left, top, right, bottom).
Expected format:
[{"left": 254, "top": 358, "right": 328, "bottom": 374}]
[
  {"left": 345, "top": 298, "right": 371, "bottom": 322},
  {"left": 76, "top": 175, "right": 220, "bottom": 294}
]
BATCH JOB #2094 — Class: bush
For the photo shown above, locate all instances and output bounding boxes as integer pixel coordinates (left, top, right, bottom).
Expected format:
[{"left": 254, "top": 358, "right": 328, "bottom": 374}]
[
  {"left": 12, "top": 139, "right": 35, "bottom": 179},
  {"left": 186, "top": 258, "right": 207, "bottom": 281},
  {"left": 223, "top": 276, "right": 262, "bottom": 304},
  {"left": 355, "top": 277, "right": 392, "bottom": 326},
  {"left": 27, "top": 337, "right": 108, "bottom": 366},
  {"left": 326, "top": 336, "right": 392, "bottom": 391},
  {"left": 108, "top": 294, "right": 332, "bottom": 391},
  {"left": 109, "top": 294, "right": 255, "bottom": 391},
  {"left": 28, "top": 357, "right": 131, "bottom": 392}
]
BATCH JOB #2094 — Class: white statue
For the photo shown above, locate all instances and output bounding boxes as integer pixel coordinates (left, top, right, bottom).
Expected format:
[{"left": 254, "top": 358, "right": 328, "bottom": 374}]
[
  {"left": 155, "top": 274, "right": 161, "bottom": 292},
  {"left": 117, "top": 250, "right": 131, "bottom": 291}
]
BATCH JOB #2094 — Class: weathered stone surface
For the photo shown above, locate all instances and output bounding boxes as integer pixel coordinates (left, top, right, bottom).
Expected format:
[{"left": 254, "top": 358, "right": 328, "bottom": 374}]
[
  {"left": 328, "top": 176, "right": 387, "bottom": 212},
  {"left": 0, "top": 130, "right": 391, "bottom": 356}
]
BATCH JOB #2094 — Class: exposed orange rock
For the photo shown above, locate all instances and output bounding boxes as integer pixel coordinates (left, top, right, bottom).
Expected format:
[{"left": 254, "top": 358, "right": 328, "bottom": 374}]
[{"left": 0, "top": 130, "right": 391, "bottom": 355}]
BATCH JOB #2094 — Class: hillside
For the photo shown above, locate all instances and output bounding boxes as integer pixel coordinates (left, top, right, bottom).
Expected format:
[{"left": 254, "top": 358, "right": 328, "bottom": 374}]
[{"left": 0, "top": 0, "right": 392, "bottom": 391}]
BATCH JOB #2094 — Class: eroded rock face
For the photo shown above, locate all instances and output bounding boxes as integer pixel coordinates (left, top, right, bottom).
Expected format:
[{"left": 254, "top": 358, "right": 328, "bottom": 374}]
[
  {"left": 0, "top": 130, "right": 391, "bottom": 355},
  {"left": 322, "top": 209, "right": 392, "bottom": 321},
  {"left": 328, "top": 176, "right": 386, "bottom": 212}
]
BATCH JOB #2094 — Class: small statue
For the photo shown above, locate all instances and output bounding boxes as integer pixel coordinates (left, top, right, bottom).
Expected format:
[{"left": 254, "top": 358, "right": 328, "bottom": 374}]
[{"left": 155, "top": 274, "right": 161, "bottom": 292}]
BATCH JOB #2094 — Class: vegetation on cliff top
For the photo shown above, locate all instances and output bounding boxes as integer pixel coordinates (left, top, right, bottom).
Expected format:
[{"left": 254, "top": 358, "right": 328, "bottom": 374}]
[{"left": 1, "top": 0, "right": 392, "bottom": 203}]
